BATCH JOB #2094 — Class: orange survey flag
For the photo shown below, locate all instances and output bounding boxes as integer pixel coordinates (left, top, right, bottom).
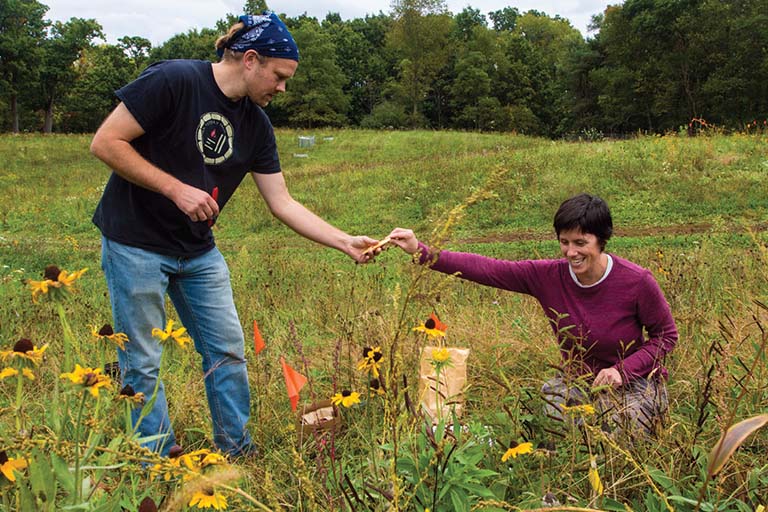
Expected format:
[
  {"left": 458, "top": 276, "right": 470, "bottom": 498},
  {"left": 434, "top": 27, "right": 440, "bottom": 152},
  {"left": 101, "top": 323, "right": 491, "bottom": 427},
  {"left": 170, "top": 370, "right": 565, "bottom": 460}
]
[
  {"left": 253, "top": 320, "right": 266, "bottom": 355},
  {"left": 280, "top": 357, "right": 307, "bottom": 411}
]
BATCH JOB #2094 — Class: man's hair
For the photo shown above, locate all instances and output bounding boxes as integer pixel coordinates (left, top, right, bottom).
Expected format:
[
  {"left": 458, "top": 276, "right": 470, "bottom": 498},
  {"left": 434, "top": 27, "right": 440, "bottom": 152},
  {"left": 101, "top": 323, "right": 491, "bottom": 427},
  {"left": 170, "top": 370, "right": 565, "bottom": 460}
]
[{"left": 553, "top": 193, "right": 613, "bottom": 250}]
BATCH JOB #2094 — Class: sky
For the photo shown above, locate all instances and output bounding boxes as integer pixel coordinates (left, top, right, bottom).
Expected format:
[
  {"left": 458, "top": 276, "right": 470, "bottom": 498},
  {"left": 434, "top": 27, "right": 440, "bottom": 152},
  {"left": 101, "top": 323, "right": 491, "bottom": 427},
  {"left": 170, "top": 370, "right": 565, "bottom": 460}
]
[{"left": 43, "top": 0, "right": 614, "bottom": 47}]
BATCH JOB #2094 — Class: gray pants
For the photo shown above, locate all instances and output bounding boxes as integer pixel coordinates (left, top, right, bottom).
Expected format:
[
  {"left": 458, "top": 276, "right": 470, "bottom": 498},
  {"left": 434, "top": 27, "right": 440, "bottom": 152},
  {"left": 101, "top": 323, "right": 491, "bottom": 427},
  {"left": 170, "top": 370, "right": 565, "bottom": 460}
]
[{"left": 541, "top": 374, "right": 668, "bottom": 435}]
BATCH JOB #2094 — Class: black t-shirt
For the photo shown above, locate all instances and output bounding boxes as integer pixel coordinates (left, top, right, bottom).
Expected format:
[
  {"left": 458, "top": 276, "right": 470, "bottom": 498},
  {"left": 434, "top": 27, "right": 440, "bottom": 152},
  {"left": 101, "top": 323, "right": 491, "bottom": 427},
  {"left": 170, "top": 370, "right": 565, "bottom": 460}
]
[{"left": 92, "top": 59, "right": 281, "bottom": 257}]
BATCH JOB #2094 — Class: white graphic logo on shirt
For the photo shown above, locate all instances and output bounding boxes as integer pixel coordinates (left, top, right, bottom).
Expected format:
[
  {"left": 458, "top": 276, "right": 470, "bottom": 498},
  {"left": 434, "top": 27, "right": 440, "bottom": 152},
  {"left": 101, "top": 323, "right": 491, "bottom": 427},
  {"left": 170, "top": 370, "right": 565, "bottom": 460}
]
[{"left": 196, "top": 113, "right": 234, "bottom": 165}]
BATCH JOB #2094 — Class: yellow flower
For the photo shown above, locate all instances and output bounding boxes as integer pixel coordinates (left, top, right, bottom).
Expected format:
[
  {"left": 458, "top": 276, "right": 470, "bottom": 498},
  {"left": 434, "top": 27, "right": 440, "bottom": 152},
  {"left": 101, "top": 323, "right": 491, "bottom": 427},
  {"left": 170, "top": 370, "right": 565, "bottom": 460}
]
[
  {"left": 588, "top": 456, "right": 604, "bottom": 495},
  {"left": 0, "top": 451, "right": 28, "bottom": 482},
  {"left": 189, "top": 488, "right": 228, "bottom": 509},
  {"left": 331, "top": 389, "right": 361, "bottom": 408},
  {"left": 501, "top": 441, "right": 533, "bottom": 461},
  {"left": 152, "top": 320, "right": 192, "bottom": 349},
  {"left": 413, "top": 313, "right": 447, "bottom": 338},
  {"left": 561, "top": 403, "right": 596, "bottom": 416},
  {"left": 368, "top": 378, "right": 386, "bottom": 396},
  {"left": 431, "top": 347, "right": 451, "bottom": 363},
  {"left": 91, "top": 324, "right": 129, "bottom": 350},
  {"left": 60, "top": 364, "right": 113, "bottom": 398},
  {"left": 357, "top": 346, "right": 383, "bottom": 378},
  {"left": 200, "top": 451, "right": 227, "bottom": 468},
  {"left": 116, "top": 384, "right": 145, "bottom": 406},
  {"left": 0, "top": 338, "right": 48, "bottom": 366},
  {"left": 0, "top": 367, "right": 34, "bottom": 381},
  {"left": 27, "top": 265, "right": 87, "bottom": 302}
]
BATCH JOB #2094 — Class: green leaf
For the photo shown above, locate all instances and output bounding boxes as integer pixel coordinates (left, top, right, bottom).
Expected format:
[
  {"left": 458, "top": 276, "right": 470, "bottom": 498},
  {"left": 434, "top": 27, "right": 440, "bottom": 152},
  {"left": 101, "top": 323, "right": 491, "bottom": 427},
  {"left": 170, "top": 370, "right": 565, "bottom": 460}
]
[
  {"left": 51, "top": 452, "right": 74, "bottom": 496},
  {"left": 29, "top": 448, "right": 57, "bottom": 511}
]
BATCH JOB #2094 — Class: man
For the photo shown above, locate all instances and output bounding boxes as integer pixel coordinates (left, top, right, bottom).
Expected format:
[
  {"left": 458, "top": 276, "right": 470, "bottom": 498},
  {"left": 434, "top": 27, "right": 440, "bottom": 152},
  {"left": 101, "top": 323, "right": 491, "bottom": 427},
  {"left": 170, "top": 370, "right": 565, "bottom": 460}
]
[{"left": 91, "top": 12, "right": 379, "bottom": 457}]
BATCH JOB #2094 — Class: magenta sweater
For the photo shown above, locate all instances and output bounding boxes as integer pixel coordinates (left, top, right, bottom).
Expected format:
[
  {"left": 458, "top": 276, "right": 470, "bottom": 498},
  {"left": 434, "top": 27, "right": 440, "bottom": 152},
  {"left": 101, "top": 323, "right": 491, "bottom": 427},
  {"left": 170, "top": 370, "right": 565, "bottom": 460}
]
[{"left": 418, "top": 243, "right": 678, "bottom": 382}]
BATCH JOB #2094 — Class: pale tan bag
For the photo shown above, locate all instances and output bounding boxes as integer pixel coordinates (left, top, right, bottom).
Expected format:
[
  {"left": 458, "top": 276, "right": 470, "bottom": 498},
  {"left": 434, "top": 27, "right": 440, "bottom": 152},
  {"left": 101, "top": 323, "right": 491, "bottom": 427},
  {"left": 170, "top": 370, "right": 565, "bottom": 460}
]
[{"left": 418, "top": 346, "right": 470, "bottom": 423}]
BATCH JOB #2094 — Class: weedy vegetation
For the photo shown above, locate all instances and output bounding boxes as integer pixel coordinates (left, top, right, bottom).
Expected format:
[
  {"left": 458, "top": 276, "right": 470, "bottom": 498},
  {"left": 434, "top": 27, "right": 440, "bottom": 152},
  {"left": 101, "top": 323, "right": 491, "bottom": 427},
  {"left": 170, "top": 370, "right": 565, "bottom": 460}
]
[{"left": 0, "top": 128, "right": 767, "bottom": 511}]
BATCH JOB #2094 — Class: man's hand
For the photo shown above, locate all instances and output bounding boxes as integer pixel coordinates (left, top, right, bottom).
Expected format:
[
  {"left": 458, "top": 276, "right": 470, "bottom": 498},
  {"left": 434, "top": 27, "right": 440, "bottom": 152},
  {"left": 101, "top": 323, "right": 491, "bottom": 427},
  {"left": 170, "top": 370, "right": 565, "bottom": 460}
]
[
  {"left": 171, "top": 184, "right": 220, "bottom": 223},
  {"left": 592, "top": 367, "right": 623, "bottom": 389}
]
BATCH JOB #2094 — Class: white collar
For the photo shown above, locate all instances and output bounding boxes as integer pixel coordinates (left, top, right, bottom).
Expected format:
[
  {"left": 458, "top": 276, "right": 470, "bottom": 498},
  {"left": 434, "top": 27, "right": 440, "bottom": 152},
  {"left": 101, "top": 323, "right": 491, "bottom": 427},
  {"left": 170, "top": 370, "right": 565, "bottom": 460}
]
[{"left": 569, "top": 254, "right": 613, "bottom": 288}]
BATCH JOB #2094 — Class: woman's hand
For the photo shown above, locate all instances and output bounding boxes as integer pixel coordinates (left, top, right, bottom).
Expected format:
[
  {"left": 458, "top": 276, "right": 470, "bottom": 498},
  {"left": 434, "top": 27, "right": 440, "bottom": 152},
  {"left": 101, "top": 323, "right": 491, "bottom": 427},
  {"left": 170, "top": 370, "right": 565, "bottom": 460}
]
[
  {"left": 387, "top": 228, "right": 420, "bottom": 255},
  {"left": 593, "top": 367, "right": 623, "bottom": 389}
]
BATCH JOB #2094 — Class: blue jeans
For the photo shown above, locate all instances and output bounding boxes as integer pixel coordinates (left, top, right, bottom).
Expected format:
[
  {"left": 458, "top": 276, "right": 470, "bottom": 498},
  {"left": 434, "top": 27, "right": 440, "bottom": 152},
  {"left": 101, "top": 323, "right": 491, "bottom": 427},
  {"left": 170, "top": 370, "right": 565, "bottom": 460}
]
[{"left": 101, "top": 236, "right": 253, "bottom": 456}]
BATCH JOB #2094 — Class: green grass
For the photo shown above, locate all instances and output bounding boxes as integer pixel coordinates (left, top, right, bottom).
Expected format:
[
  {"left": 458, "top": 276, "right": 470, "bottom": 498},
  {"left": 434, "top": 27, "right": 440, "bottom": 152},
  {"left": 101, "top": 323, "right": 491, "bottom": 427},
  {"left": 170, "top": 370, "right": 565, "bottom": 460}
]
[{"left": 0, "top": 130, "right": 767, "bottom": 511}]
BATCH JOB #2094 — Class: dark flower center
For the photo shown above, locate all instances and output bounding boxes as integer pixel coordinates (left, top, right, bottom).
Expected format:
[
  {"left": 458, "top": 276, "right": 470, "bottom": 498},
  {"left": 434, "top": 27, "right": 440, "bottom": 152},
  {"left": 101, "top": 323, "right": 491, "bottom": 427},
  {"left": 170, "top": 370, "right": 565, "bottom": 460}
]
[
  {"left": 341, "top": 389, "right": 351, "bottom": 397},
  {"left": 169, "top": 445, "right": 184, "bottom": 458},
  {"left": 372, "top": 351, "right": 383, "bottom": 362},
  {"left": 13, "top": 338, "right": 33, "bottom": 353},
  {"left": 204, "top": 487, "right": 215, "bottom": 496},
  {"left": 509, "top": 440, "right": 519, "bottom": 449},
  {"left": 425, "top": 318, "right": 436, "bottom": 329},
  {"left": 84, "top": 372, "right": 99, "bottom": 386},
  {"left": 44, "top": 265, "right": 61, "bottom": 281},
  {"left": 138, "top": 496, "right": 158, "bottom": 512},
  {"left": 98, "top": 324, "right": 115, "bottom": 336},
  {"left": 120, "top": 384, "right": 136, "bottom": 397},
  {"left": 369, "top": 379, "right": 380, "bottom": 390},
  {"left": 0, "top": 451, "right": 8, "bottom": 465}
]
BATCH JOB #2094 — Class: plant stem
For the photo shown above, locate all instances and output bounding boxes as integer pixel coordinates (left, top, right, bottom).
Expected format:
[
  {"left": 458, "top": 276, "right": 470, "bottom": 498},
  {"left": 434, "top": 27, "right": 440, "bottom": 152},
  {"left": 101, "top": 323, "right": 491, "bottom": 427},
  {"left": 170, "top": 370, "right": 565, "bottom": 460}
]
[{"left": 73, "top": 392, "right": 87, "bottom": 503}]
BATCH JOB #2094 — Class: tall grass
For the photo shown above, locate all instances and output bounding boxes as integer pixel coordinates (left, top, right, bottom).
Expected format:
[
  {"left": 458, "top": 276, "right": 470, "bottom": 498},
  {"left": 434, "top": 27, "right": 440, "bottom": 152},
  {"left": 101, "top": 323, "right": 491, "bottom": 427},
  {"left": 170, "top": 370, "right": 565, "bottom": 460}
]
[{"left": 0, "top": 129, "right": 766, "bottom": 510}]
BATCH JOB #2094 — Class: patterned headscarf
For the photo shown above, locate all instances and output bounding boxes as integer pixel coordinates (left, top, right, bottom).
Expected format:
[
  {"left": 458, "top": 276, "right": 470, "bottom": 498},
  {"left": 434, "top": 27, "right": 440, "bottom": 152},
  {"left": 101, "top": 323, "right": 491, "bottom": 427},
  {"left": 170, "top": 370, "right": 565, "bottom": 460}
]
[{"left": 217, "top": 12, "right": 299, "bottom": 61}]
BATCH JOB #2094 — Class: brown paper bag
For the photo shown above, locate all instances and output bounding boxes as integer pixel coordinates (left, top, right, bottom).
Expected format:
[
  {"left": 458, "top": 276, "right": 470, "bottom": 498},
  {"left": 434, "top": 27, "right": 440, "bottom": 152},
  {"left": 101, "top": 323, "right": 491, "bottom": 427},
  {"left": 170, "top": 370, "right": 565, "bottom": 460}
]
[
  {"left": 296, "top": 399, "right": 341, "bottom": 446},
  {"left": 418, "top": 346, "right": 470, "bottom": 423}
]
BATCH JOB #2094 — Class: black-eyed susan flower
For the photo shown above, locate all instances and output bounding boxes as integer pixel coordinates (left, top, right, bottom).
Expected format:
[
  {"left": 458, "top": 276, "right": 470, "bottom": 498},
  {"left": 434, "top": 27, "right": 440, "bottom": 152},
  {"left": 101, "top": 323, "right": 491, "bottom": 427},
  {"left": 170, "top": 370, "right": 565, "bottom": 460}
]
[
  {"left": 412, "top": 313, "right": 447, "bottom": 338},
  {"left": 331, "top": 389, "right": 361, "bottom": 408},
  {"left": 116, "top": 384, "right": 145, "bottom": 406},
  {"left": 189, "top": 487, "right": 228, "bottom": 509},
  {"left": 0, "top": 451, "right": 27, "bottom": 482},
  {"left": 368, "top": 378, "right": 386, "bottom": 396},
  {"left": 357, "top": 346, "right": 383, "bottom": 378},
  {"left": 560, "top": 403, "right": 596, "bottom": 416},
  {"left": 0, "top": 338, "right": 48, "bottom": 366},
  {"left": 27, "top": 265, "right": 87, "bottom": 302},
  {"left": 152, "top": 320, "right": 192, "bottom": 349},
  {"left": 0, "top": 367, "right": 34, "bottom": 381},
  {"left": 60, "top": 364, "right": 113, "bottom": 398},
  {"left": 199, "top": 451, "right": 227, "bottom": 468},
  {"left": 91, "top": 324, "right": 129, "bottom": 351},
  {"left": 501, "top": 441, "right": 533, "bottom": 461}
]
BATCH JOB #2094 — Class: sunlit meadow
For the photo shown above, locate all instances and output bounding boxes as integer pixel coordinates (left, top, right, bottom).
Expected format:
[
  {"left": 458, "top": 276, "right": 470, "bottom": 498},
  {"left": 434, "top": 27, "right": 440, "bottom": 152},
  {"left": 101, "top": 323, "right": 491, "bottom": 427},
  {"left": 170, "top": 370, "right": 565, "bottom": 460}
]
[{"left": 0, "top": 128, "right": 767, "bottom": 511}]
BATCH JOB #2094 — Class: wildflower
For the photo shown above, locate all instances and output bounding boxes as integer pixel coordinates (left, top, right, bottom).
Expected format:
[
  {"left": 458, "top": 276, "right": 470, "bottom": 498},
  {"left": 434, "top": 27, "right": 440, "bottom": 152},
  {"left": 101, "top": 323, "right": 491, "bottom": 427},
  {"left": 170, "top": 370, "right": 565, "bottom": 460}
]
[
  {"left": 0, "top": 338, "right": 48, "bottom": 366},
  {"left": 560, "top": 403, "right": 596, "bottom": 416},
  {"left": 501, "top": 441, "right": 533, "bottom": 461},
  {"left": 331, "top": 389, "right": 361, "bottom": 408},
  {"left": 0, "top": 367, "right": 34, "bottom": 381},
  {"left": 588, "top": 455, "right": 604, "bottom": 495},
  {"left": 60, "top": 364, "right": 113, "bottom": 398},
  {"left": 431, "top": 347, "right": 451, "bottom": 363},
  {"left": 0, "top": 451, "right": 28, "bottom": 482},
  {"left": 369, "top": 378, "right": 386, "bottom": 396},
  {"left": 152, "top": 320, "right": 192, "bottom": 349},
  {"left": 27, "top": 265, "right": 87, "bottom": 302},
  {"left": 357, "top": 346, "right": 383, "bottom": 378},
  {"left": 413, "top": 313, "right": 447, "bottom": 338},
  {"left": 116, "top": 384, "right": 145, "bottom": 406},
  {"left": 200, "top": 451, "right": 227, "bottom": 468},
  {"left": 189, "top": 488, "right": 228, "bottom": 509},
  {"left": 91, "top": 324, "right": 129, "bottom": 350}
]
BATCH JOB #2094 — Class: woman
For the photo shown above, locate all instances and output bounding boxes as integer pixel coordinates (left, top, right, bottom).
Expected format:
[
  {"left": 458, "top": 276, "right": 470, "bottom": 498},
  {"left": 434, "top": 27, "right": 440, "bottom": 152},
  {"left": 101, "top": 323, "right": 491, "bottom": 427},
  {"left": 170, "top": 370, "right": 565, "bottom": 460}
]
[{"left": 387, "top": 194, "right": 677, "bottom": 434}]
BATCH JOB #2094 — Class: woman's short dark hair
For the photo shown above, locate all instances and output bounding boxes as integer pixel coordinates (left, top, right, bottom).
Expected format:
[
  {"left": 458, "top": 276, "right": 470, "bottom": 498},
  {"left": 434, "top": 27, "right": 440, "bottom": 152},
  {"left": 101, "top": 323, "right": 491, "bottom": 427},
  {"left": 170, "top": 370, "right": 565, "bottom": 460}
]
[{"left": 553, "top": 193, "right": 613, "bottom": 250}]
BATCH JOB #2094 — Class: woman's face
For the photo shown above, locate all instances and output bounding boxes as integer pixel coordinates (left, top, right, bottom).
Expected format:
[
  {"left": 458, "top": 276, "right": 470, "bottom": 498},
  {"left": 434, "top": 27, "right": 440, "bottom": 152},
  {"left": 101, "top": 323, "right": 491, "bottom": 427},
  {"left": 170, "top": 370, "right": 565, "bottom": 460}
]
[{"left": 558, "top": 228, "right": 605, "bottom": 284}]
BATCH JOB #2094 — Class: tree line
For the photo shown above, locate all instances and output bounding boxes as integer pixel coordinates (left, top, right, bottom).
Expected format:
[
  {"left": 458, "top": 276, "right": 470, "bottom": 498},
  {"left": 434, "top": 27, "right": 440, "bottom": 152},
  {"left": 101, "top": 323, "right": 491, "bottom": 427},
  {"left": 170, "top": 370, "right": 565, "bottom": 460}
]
[{"left": 1, "top": 0, "right": 766, "bottom": 137}]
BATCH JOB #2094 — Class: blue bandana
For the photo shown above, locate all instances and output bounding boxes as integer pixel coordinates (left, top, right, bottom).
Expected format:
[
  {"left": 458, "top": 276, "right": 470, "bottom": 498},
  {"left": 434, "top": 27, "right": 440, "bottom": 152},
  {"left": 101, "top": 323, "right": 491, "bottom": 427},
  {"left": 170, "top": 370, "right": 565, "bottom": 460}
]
[{"left": 217, "top": 12, "right": 299, "bottom": 61}]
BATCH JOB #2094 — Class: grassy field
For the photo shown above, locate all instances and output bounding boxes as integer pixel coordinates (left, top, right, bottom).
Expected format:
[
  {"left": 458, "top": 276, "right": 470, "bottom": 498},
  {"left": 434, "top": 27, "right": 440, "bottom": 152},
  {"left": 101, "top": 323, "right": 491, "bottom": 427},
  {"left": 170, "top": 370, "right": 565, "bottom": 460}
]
[{"left": 0, "top": 129, "right": 767, "bottom": 511}]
